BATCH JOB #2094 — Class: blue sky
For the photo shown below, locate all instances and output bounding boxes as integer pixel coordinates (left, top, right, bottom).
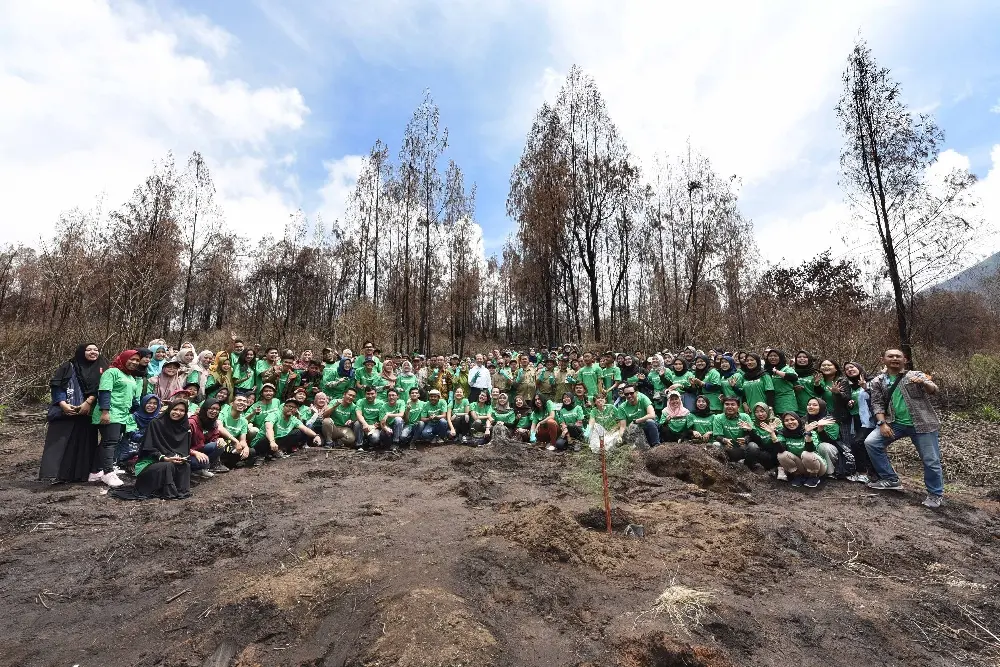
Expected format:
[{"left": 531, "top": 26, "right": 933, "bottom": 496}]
[{"left": 2, "top": 0, "right": 999, "bottom": 267}]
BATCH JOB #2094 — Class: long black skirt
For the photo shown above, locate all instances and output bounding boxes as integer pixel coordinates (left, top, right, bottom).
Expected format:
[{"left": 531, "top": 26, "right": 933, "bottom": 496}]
[
  {"left": 134, "top": 461, "right": 192, "bottom": 499},
  {"left": 39, "top": 416, "right": 97, "bottom": 482}
]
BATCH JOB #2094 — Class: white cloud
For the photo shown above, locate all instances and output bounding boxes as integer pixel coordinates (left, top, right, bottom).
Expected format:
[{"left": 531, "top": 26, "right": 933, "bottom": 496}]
[
  {"left": 0, "top": 0, "right": 307, "bottom": 245},
  {"left": 318, "top": 155, "right": 366, "bottom": 226}
]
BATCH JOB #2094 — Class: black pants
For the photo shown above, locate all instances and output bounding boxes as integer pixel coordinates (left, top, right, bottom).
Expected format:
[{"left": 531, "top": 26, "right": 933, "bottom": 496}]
[
  {"left": 658, "top": 427, "right": 686, "bottom": 444},
  {"left": 555, "top": 424, "right": 583, "bottom": 451},
  {"left": 95, "top": 423, "right": 123, "bottom": 474}
]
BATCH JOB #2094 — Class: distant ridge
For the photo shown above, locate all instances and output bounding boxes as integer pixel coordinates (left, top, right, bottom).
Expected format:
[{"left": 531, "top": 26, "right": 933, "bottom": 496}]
[{"left": 933, "top": 251, "right": 1000, "bottom": 293}]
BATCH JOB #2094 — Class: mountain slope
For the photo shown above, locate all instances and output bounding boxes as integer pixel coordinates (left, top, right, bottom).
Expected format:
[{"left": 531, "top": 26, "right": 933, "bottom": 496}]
[{"left": 934, "top": 250, "right": 1000, "bottom": 293}]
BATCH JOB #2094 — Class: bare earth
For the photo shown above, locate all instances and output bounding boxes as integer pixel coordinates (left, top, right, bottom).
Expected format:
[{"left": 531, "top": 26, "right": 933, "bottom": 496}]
[{"left": 1, "top": 415, "right": 999, "bottom": 667}]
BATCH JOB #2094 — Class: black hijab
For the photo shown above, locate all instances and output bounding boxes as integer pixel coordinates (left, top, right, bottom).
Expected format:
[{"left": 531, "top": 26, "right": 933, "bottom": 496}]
[
  {"left": 620, "top": 356, "right": 638, "bottom": 382},
  {"left": 670, "top": 359, "right": 689, "bottom": 375},
  {"left": 198, "top": 398, "right": 221, "bottom": 432},
  {"left": 780, "top": 412, "right": 805, "bottom": 439},
  {"left": 692, "top": 354, "right": 711, "bottom": 380},
  {"left": 140, "top": 399, "right": 191, "bottom": 459},
  {"left": 692, "top": 396, "right": 713, "bottom": 417},
  {"left": 844, "top": 361, "right": 866, "bottom": 388},
  {"left": 805, "top": 397, "right": 828, "bottom": 422},
  {"left": 742, "top": 353, "right": 764, "bottom": 381},
  {"left": 793, "top": 350, "right": 813, "bottom": 377},
  {"left": 52, "top": 343, "right": 109, "bottom": 397},
  {"left": 763, "top": 349, "right": 787, "bottom": 373}
]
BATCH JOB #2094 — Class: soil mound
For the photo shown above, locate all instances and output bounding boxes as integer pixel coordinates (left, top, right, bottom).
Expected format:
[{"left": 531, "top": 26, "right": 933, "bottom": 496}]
[
  {"left": 365, "top": 588, "right": 497, "bottom": 667},
  {"left": 644, "top": 445, "right": 747, "bottom": 492},
  {"left": 483, "top": 503, "right": 637, "bottom": 572},
  {"left": 615, "top": 631, "right": 735, "bottom": 667}
]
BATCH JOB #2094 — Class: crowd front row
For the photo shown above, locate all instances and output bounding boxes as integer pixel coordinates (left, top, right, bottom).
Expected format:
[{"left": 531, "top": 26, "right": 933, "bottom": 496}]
[{"left": 39, "top": 342, "right": 945, "bottom": 509}]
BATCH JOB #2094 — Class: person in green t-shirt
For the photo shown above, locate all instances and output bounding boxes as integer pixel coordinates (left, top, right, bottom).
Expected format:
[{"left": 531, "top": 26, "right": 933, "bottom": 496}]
[
  {"left": 401, "top": 387, "right": 426, "bottom": 448},
  {"left": 275, "top": 351, "right": 300, "bottom": 400},
  {"left": 469, "top": 390, "right": 494, "bottom": 443},
  {"left": 717, "top": 355, "right": 741, "bottom": 405},
  {"left": 576, "top": 352, "right": 601, "bottom": 401},
  {"left": 529, "top": 393, "right": 558, "bottom": 449},
  {"left": 664, "top": 358, "right": 694, "bottom": 403},
  {"left": 417, "top": 389, "right": 450, "bottom": 442},
  {"left": 689, "top": 395, "right": 716, "bottom": 443},
  {"left": 598, "top": 354, "right": 622, "bottom": 399},
  {"left": 745, "top": 401, "right": 781, "bottom": 470},
  {"left": 354, "top": 385, "right": 388, "bottom": 450},
  {"left": 763, "top": 350, "right": 799, "bottom": 415},
  {"left": 775, "top": 411, "right": 829, "bottom": 487},
  {"left": 447, "top": 387, "right": 472, "bottom": 442},
  {"left": 92, "top": 349, "right": 143, "bottom": 487},
  {"left": 320, "top": 388, "right": 358, "bottom": 448},
  {"left": 804, "top": 397, "right": 841, "bottom": 477},
  {"left": 232, "top": 349, "right": 258, "bottom": 397},
  {"left": 792, "top": 350, "right": 819, "bottom": 414},
  {"left": 217, "top": 394, "right": 253, "bottom": 467},
  {"left": 618, "top": 385, "right": 660, "bottom": 447},
  {"left": 734, "top": 354, "right": 773, "bottom": 414},
  {"left": 260, "top": 398, "right": 321, "bottom": 456},
  {"left": 688, "top": 355, "right": 722, "bottom": 413},
  {"left": 247, "top": 383, "right": 281, "bottom": 437},
  {"left": 377, "top": 388, "right": 407, "bottom": 450},
  {"left": 658, "top": 390, "right": 692, "bottom": 443},
  {"left": 587, "top": 393, "right": 626, "bottom": 453},
  {"left": 395, "top": 360, "right": 419, "bottom": 398},
  {"left": 710, "top": 396, "right": 753, "bottom": 462},
  {"left": 554, "top": 393, "right": 585, "bottom": 451}
]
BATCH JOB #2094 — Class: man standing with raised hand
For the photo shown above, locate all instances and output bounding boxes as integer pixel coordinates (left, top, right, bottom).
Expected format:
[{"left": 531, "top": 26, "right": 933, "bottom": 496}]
[
  {"left": 864, "top": 348, "right": 944, "bottom": 508},
  {"left": 468, "top": 354, "right": 492, "bottom": 403}
]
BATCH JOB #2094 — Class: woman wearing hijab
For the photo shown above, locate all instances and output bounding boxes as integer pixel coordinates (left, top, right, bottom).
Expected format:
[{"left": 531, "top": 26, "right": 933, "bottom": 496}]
[
  {"left": 186, "top": 350, "right": 215, "bottom": 401},
  {"left": 147, "top": 344, "right": 167, "bottom": 378},
  {"left": 188, "top": 398, "right": 240, "bottom": 476},
  {"left": 763, "top": 350, "right": 799, "bottom": 415},
  {"left": 116, "top": 394, "right": 161, "bottom": 469},
  {"left": 131, "top": 399, "right": 193, "bottom": 500},
  {"left": 689, "top": 354, "right": 722, "bottom": 414},
  {"left": 151, "top": 357, "right": 186, "bottom": 402},
  {"left": 734, "top": 354, "right": 774, "bottom": 414},
  {"left": 658, "top": 390, "right": 691, "bottom": 443},
  {"left": 716, "top": 355, "right": 741, "bottom": 408},
  {"left": 324, "top": 356, "right": 355, "bottom": 400},
  {"left": 804, "top": 397, "right": 847, "bottom": 479},
  {"left": 40, "top": 343, "right": 108, "bottom": 483},
  {"left": 176, "top": 347, "right": 197, "bottom": 372},
  {"left": 205, "top": 351, "right": 236, "bottom": 402},
  {"left": 664, "top": 357, "right": 694, "bottom": 408},
  {"left": 395, "top": 360, "right": 419, "bottom": 397},
  {"left": 746, "top": 401, "right": 782, "bottom": 471},
  {"left": 90, "top": 349, "right": 142, "bottom": 488},
  {"left": 689, "top": 395, "right": 715, "bottom": 443},
  {"left": 792, "top": 350, "right": 819, "bottom": 414},
  {"left": 774, "top": 412, "right": 827, "bottom": 488}
]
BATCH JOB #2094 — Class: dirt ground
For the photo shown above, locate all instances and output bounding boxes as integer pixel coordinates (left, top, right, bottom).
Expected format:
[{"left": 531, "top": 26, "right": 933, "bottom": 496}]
[{"left": 2, "top": 414, "right": 999, "bottom": 667}]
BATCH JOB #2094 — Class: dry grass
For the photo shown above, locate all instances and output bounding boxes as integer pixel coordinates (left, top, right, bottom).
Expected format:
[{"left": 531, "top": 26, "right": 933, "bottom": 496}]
[{"left": 633, "top": 580, "right": 715, "bottom": 633}]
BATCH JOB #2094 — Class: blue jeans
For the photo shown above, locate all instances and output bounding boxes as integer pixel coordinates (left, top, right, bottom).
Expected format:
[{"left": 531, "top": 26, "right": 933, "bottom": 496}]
[
  {"left": 637, "top": 420, "right": 660, "bottom": 447},
  {"left": 419, "top": 418, "right": 449, "bottom": 441},
  {"left": 864, "top": 424, "right": 943, "bottom": 496},
  {"left": 189, "top": 441, "right": 219, "bottom": 470}
]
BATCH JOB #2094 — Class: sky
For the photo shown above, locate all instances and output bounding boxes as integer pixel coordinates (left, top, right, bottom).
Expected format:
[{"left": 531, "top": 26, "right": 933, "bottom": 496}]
[{"left": 2, "top": 0, "right": 999, "bottom": 270}]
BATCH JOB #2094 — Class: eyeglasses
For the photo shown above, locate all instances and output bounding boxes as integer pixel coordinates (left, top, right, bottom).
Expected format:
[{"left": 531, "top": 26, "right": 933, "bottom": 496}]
[{"left": 623, "top": 391, "right": 636, "bottom": 397}]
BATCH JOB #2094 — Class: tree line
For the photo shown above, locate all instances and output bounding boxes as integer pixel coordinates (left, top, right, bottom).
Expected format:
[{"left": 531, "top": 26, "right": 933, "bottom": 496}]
[{"left": 0, "top": 39, "right": 989, "bottom": 404}]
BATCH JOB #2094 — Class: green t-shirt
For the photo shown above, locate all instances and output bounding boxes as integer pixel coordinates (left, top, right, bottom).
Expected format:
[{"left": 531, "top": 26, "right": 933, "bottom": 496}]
[
  {"left": 576, "top": 363, "right": 601, "bottom": 399},
  {"left": 556, "top": 404, "right": 585, "bottom": 426},
  {"left": 379, "top": 399, "right": 406, "bottom": 423},
  {"left": 264, "top": 413, "right": 302, "bottom": 440},
  {"left": 849, "top": 386, "right": 861, "bottom": 417},
  {"left": 648, "top": 369, "right": 667, "bottom": 393},
  {"left": 590, "top": 404, "right": 621, "bottom": 431},
  {"left": 492, "top": 406, "right": 516, "bottom": 425},
  {"left": 738, "top": 374, "right": 773, "bottom": 411},
  {"left": 720, "top": 371, "right": 741, "bottom": 402},
  {"left": 795, "top": 374, "right": 819, "bottom": 414},
  {"left": 617, "top": 393, "right": 653, "bottom": 424},
  {"left": 689, "top": 414, "right": 715, "bottom": 436},
  {"left": 421, "top": 399, "right": 448, "bottom": 420},
  {"left": 448, "top": 397, "right": 470, "bottom": 416},
  {"left": 233, "top": 361, "right": 256, "bottom": 390},
  {"left": 92, "top": 368, "right": 139, "bottom": 426},
  {"left": 698, "top": 368, "right": 724, "bottom": 412},
  {"left": 530, "top": 400, "right": 556, "bottom": 425},
  {"left": 219, "top": 404, "right": 249, "bottom": 439},
  {"left": 328, "top": 401, "right": 356, "bottom": 427},
  {"left": 769, "top": 367, "right": 799, "bottom": 415},
  {"left": 471, "top": 402, "right": 493, "bottom": 420},
  {"left": 354, "top": 398, "right": 385, "bottom": 425},
  {"left": 659, "top": 413, "right": 693, "bottom": 435},
  {"left": 395, "top": 373, "right": 419, "bottom": 396},
  {"left": 248, "top": 398, "right": 280, "bottom": 429},
  {"left": 665, "top": 369, "right": 694, "bottom": 391},
  {"left": 354, "top": 367, "right": 380, "bottom": 391},
  {"left": 711, "top": 412, "right": 752, "bottom": 441},
  {"left": 599, "top": 365, "right": 621, "bottom": 395},
  {"left": 403, "top": 399, "right": 426, "bottom": 425},
  {"left": 780, "top": 435, "right": 809, "bottom": 458},
  {"left": 254, "top": 359, "right": 273, "bottom": 393}
]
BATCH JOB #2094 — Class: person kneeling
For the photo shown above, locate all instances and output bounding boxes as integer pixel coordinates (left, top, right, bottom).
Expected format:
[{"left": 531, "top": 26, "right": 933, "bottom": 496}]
[
  {"left": 775, "top": 412, "right": 832, "bottom": 488},
  {"left": 252, "top": 398, "right": 321, "bottom": 460},
  {"left": 658, "top": 390, "right": 691, "bottom": 444},
  {"left": 131, "top": 399, "right": 193, "bottom": 500}
]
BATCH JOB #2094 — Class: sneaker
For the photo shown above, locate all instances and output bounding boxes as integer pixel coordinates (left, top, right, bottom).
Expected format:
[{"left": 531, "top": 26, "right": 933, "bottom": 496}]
[
  {"left": 545, "top": 444, "right": 556, "bottom": 451},
  {"left": 355, "top": 447, "right": 366, "bottom": 453},
  {"left": 275, "top": 451, "right": 290, "bottom": 459},
  {"left": 776, "top": 468, "right": 788, "bottom": 482},
  {"left": 867, "top": 479, "right": 903, "bottom": 491},
  {"left": 790, "top": 476, "right": 804, "bottom": 487},
  {"left": 847, "top": 473, "right": 870, "bottom": 484},
  {"left": 323, "top": 441, "right": 334, "bottom": 449},
  {"left": 804, "top": 477, "right": 821, "bottom": 488},
  {"left": 87, "top": 472, "right": 104, "bottom": 483},
  {"left": 210, "top": 463, "right": 230, "bottom": 473},
  {"left": 193, "top": 469, "right": 215, "bottom": 479},
  {"left": 100, "top": 471, "right": 124, "bottom": 488},
  {"left": 922, "top": 494, "right": 944, "bottom": 509}
]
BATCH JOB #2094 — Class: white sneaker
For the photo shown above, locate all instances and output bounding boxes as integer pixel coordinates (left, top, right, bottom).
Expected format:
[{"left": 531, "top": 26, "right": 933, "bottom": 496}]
[
  {"left": 545, "top": 444, "right": 556, "bottom": 451},
  {"left": 193, "top": 469, "right": 214, "bottom": 479},
  {"left": 101, "top": 471, "right": 124, "bottom": 488},
  {"left": 87, "top": 472, "right": 104, "bottom": 483},
  {"left": 776, "top": 468, "right": 788, "bottom": 481}
]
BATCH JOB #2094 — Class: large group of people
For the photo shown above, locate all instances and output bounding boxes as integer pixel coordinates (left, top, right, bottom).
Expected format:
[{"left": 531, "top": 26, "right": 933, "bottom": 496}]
[{"left": 40, "top": 339, "right": 944, "bottom": 508}]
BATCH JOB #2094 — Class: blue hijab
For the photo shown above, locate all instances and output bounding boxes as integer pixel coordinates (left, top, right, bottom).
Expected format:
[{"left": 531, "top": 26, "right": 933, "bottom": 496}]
[
  {"left": 133, "top": 394, "right": 161, "bottom": 433},
  {"left": 718, "top": 355, "right": 738, "bottom": 379},
  {"left": 147, "top": 345, "right": 166, "bottom": 378}
]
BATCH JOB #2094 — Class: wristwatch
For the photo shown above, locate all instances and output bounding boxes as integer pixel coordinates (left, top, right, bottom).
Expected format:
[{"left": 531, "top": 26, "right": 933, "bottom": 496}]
[{"left": 876, "top": 420, "right": 886, "bottom": 426}]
